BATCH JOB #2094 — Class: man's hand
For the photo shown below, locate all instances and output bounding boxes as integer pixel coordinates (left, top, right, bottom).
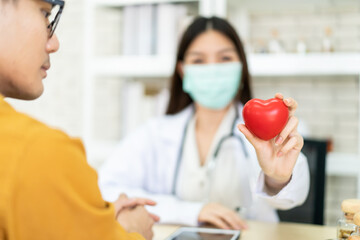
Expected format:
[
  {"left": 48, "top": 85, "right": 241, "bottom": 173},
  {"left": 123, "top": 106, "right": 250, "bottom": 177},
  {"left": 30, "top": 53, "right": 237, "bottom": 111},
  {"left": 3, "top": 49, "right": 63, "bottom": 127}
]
[
  {"left": 114, "top": 193, "right": 157, "bottom": 219},
  {"left": 117, "top": 205, "right": 157, "bottom": 240}
]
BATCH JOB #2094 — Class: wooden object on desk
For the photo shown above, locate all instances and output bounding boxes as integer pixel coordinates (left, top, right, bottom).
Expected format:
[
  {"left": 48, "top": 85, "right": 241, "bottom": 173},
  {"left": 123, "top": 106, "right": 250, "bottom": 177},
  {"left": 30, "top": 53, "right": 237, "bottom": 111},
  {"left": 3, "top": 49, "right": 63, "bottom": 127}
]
[{"left": 153, "top": 221, "right": 337, "bottom": 240}]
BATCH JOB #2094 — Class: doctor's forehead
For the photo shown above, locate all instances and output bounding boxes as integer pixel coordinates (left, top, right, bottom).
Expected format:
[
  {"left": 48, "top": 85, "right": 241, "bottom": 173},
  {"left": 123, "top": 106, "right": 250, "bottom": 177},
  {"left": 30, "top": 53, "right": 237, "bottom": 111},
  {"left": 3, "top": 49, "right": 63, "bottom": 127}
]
[
  {"left": 186, "top": 47, "right": 237, "bottom": 57},
  {"left": 185, "top": 31, "right": 236, "bottom": 52}
]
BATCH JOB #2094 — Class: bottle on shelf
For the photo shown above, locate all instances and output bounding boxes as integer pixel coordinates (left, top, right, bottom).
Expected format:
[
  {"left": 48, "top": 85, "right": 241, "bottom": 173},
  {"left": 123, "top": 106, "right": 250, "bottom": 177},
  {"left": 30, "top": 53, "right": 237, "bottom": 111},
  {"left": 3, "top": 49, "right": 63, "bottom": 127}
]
[
  {"left": 296, "top": 37, "right": 307, "bottom": 54},
  {"left": 254, "top": 39, "right": 267, "bottom": 54},
  {"left": 322, "top": 26, "right": 334, "bottom": 53},
  {"left": 268, "top": 28, "right": 285, "bottom": 54},
  {"left": 243, "top": 39, "right": 254, "bottom": 54},
  {"left": 338, "top": 199, "right": 360, "bottom": 240}
]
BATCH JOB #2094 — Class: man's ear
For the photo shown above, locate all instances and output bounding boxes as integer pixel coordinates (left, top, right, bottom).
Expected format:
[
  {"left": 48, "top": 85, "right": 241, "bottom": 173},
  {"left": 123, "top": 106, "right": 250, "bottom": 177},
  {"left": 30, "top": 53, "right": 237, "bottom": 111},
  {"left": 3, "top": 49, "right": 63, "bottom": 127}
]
[{"left": 177, "top": 62, "right": 184, "bottom": 79}]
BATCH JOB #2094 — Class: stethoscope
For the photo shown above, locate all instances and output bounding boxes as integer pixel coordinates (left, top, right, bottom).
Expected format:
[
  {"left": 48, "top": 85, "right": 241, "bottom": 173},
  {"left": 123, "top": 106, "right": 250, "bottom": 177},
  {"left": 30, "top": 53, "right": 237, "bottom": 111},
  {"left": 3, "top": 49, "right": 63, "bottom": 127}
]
[{"left": 171, "top": 104, "right": 249, "bottom": 195}]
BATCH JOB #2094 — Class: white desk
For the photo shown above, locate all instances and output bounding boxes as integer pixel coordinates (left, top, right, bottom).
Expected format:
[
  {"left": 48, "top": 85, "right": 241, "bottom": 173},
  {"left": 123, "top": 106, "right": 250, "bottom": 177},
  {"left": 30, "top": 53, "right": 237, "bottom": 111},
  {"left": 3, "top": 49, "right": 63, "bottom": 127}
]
[{"left": 153, "top": 221, "right": 337, "bottom": 240}]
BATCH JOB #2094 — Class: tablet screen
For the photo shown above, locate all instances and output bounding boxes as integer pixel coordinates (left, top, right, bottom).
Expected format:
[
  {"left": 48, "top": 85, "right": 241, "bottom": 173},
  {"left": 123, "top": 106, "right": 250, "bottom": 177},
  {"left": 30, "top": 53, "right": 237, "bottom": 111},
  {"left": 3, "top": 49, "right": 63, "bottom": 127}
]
[{"left": 171, "top": 231, "right": 235, "bottom": 240}]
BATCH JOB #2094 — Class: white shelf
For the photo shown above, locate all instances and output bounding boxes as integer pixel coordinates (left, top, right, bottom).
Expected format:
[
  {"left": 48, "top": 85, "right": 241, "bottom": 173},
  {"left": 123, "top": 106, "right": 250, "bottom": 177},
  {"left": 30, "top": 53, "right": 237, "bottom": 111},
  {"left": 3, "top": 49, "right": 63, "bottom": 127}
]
[
  {"left": 92, "top": 0, "right": 199, "bottom": 7},
  {"left": 93, "top": 55, "right": 176, "bottom": 77},
  {"left": 326, "top": 152, "right": 360, "bottom": 176},
  {"left": 248, "top": 53, "right": 360, "bottom": 76},
  {"left": 326, "top": 152, "right": 360, "bottom": 198},
  {"left": 91, "top": 53, "right": 360, "bottom": 78}
]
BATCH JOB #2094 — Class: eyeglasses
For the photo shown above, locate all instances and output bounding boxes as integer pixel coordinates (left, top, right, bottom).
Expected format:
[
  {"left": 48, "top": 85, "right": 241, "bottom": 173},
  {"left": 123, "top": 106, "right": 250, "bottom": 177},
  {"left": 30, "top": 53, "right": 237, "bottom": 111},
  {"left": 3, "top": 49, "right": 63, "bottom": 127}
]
[{"left": 43, "top": 0, "right": 65, "bottom": 38}]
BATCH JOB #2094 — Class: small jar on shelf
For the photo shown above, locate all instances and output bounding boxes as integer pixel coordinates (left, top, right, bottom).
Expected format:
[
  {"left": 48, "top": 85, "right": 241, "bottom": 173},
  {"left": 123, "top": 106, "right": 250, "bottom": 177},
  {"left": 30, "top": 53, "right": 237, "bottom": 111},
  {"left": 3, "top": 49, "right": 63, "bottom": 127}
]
[
  {"left": 349, "top": 212, "right": 360, "bottom": 240},
  {"left": 338, "top": 199, "right": 360, "bottom": 240}
]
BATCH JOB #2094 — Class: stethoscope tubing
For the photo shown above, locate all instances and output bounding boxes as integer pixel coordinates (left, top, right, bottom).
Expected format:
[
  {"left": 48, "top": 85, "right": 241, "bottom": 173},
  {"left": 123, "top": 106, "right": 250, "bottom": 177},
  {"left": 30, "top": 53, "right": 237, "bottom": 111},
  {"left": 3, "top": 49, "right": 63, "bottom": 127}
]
[{"left": 171, "top": 104, "right": 249, "bottom": 194}]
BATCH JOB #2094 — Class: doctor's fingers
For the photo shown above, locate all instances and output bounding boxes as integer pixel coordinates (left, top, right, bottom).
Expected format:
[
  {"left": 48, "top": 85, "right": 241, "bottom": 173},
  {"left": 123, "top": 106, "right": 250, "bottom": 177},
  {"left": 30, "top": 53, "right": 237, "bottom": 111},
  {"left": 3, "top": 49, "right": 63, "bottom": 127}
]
[
  {"left": 211, "top": 205, "right": 248, "bottom": 230},
  {"left": 114, "top": 194, "right": 130, "bottom": 215},
  {"left": 284, "top": 97, "right": 298, "bottom": 116},
  {"left": 237, "top": 124, "right": 262, "bottom": 149},
  {"left": 218, "top": 211, "right": 248, "bottom": 230},
  {"left": 126, "top": 198, "right": 157, "bottom": 207},
  {"left": 149, "top": 213, "right": 160, "bottom": 222},
  {"left": 275, "top": 93, "right": 298, "bottom": 116},
  {"left": 118, "top": 193, "right": 129, "bottom": 200},
  {"left": 275, "top": 116, "right": 299, "bottom": 146},
  {"left": 203, "top": 214, "right": 232, "bottom": 230},
  {"left": 277, "top": 133, "right": 304, "bottom": 157},
  {"left": 274, "top": 93, "right": 284, "bottom": 100}
]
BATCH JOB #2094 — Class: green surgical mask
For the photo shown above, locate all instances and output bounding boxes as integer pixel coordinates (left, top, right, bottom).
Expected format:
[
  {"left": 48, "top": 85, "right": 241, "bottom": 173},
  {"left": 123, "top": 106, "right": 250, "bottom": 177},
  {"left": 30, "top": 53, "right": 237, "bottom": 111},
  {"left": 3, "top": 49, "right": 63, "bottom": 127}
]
[{"left": 183, "top": 62, "right": 242, "bottom": 110}]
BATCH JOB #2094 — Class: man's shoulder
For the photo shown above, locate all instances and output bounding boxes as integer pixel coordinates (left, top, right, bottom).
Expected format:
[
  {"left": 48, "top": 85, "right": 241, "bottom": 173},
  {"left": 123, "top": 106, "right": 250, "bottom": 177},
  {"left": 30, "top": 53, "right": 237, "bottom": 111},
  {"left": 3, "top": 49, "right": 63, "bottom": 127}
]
[
  {"left": 6, "top": 108, "right": 68, "bottom": 138},
  {"left": 0, "top": 101, "right": 83, "bottom": 154},
  {"left": 0, "top": 102, "right": 87, "bottom": 190},
  {"left": 8, "top": 110, "right": 87, "bottom": 171}
]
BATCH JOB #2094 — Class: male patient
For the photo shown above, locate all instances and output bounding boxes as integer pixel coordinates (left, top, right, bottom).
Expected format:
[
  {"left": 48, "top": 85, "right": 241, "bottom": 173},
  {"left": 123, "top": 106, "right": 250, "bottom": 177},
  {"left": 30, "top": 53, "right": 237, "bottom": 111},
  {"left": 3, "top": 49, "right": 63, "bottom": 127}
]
[{"left": 0, "top": 0, "right": 157, "bottom": 239}]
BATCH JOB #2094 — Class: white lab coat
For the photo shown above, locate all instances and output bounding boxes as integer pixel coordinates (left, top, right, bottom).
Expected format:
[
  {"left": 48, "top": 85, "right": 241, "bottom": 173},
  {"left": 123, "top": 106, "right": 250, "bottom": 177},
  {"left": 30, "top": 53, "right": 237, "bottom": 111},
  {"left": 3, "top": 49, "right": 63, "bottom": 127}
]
[{"left": 98, "top": 103, "right": 310, "bottom": 226}]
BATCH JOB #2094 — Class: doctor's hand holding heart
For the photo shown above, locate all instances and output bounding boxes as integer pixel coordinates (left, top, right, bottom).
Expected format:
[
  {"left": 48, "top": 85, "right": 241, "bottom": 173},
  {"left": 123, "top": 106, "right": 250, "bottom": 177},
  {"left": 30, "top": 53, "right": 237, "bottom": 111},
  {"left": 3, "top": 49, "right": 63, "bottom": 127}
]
[{"left": 238, "top": 93, "right": 304, "bottom": 195}]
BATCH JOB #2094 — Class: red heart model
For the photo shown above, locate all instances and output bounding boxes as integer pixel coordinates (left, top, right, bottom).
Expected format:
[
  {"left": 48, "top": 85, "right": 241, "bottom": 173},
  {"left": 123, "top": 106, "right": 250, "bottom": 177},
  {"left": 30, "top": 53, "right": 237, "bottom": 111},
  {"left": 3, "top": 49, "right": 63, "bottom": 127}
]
[{"left": 242, "top": 98, "right": 289, "bottom": 141}]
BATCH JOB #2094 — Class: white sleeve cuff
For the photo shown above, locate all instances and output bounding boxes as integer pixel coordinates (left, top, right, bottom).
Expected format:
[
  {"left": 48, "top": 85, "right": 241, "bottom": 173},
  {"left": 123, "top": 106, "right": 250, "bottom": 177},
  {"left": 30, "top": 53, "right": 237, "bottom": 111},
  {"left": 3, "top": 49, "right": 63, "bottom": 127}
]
[
  {"left": 254, "top": 154, "right": 310, "bottom": 210},
  {"left": 255, "top": 171, "right": 294, "bottom": 202}
]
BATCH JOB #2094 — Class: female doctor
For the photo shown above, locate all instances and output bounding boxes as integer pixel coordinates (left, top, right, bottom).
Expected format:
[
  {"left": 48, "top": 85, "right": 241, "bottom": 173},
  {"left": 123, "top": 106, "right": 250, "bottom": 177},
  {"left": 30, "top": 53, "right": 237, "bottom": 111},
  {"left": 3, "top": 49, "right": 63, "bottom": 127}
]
[{"left": 99, "top": 16, "right": 310, "bottom": 230}]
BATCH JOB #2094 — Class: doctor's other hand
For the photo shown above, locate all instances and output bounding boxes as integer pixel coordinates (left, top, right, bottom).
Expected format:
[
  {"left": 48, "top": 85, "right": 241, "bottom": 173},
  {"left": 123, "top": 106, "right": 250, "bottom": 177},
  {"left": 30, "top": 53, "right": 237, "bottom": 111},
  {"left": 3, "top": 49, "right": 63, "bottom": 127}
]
[
  {"left": 117, "top": 205, "right": 156, "bottom": 240},
  {"left": 198, "top": 203, "right": 248, "bottom": 230},
  {"left": 238, "top": 93, "right": 304, "bottom": 194}
]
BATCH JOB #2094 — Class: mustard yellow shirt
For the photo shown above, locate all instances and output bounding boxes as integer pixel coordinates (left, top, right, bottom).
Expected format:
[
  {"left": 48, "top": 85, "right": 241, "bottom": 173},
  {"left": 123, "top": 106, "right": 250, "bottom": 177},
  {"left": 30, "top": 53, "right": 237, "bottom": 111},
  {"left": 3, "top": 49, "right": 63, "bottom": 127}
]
[{"left": 0, "top": 95, "right": 144, "bottom": 240}]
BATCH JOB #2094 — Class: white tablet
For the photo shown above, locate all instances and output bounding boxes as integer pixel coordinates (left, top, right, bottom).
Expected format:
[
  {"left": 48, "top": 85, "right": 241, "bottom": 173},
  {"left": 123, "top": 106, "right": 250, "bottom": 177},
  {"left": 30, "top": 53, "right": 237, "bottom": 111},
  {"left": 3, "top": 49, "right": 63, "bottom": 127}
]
[{"left": 166, "top": 227, "right": 241, "bottom": 240}]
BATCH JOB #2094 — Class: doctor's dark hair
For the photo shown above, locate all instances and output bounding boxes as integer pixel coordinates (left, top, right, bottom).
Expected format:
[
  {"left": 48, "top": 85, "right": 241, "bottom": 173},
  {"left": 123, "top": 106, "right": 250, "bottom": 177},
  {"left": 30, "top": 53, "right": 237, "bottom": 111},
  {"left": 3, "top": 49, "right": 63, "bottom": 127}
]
[{"left": 166, "top": 16, "right": 252, "bottom": 115}]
